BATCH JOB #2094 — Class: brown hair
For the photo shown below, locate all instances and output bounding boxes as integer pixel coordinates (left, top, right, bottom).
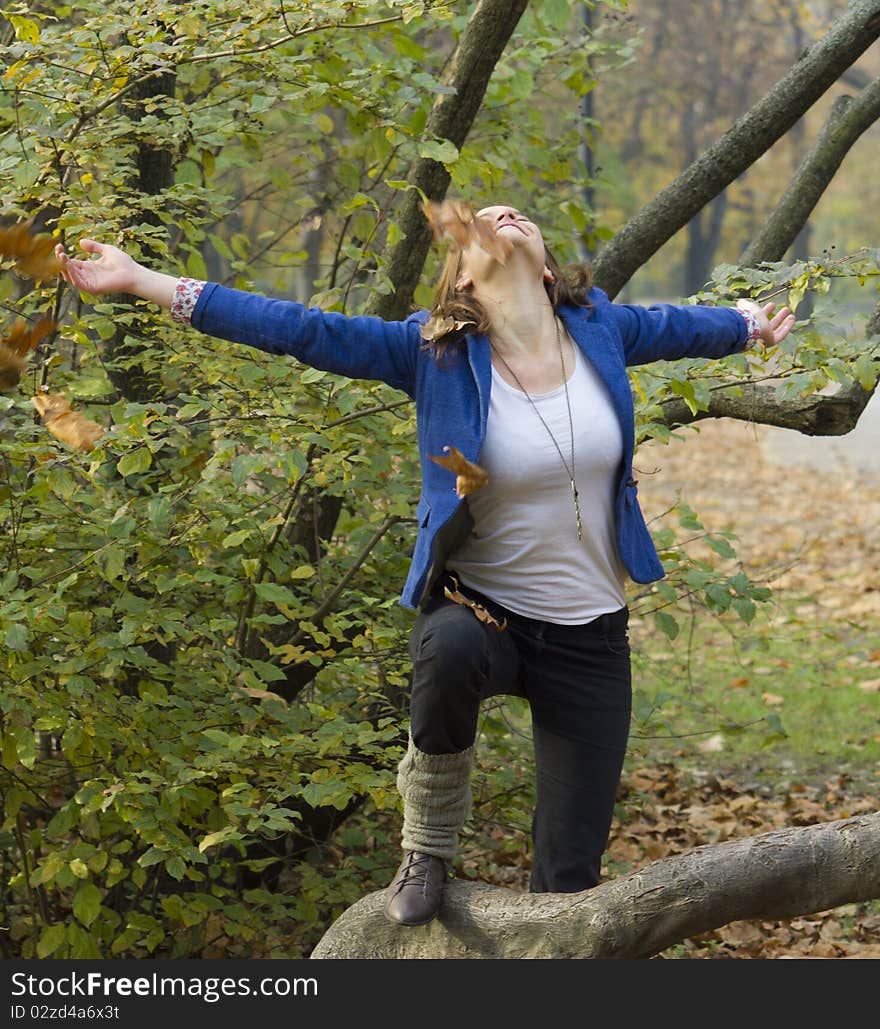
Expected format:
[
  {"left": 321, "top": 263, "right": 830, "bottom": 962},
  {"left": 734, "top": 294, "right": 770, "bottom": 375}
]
[{"left": 421, "top": 244, "right": 593, "bottom": 359}]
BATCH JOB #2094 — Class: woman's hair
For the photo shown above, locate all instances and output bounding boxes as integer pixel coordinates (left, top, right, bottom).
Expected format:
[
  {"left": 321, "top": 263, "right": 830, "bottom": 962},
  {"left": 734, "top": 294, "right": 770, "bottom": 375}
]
[{"left": 421, "top": 243, "right": 593, "bottom": 358}]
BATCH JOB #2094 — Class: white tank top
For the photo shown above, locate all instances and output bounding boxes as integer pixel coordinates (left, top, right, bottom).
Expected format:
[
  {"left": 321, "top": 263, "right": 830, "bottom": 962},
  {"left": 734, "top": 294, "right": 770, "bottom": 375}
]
[{"left": 447, "top": 345, "right": 626, "bottom": 624}]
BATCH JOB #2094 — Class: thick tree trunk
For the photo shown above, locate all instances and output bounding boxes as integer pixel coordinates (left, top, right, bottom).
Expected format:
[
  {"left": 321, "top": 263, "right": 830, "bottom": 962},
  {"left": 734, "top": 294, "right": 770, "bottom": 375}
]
[
  {"left": 106, "top": 65, "right": 177, "bottom": 403},
  {"left": 368, "top": 0, "right": 530, "bottom": 320},
  {"left": 740, "top": 76, "right": 880, "bottom": 267},
  {"left": 590, "top": 0, "right": 880, "bottom": 299},
  {"left": 310, "top": 811, "right": 880, "bottom": 959}
]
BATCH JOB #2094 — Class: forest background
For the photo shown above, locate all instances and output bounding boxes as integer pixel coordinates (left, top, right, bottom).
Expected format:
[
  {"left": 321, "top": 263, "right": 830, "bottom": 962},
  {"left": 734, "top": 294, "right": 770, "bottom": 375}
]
[{"left": 0, "top": 0, "right": 878, "bottom": 960}]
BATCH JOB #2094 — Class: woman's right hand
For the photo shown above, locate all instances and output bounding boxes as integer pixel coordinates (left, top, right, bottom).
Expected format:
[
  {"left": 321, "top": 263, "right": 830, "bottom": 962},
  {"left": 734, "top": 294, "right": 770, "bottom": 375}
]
[{"left": 55, "top": 238, "right": 141, "bottom": 297}]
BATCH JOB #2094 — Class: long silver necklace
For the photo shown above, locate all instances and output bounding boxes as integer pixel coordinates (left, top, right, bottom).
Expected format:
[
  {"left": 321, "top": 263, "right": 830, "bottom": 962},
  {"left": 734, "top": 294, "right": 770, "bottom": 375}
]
[{"left": 491, "top": 317, "right": 583, "bottom": 540}]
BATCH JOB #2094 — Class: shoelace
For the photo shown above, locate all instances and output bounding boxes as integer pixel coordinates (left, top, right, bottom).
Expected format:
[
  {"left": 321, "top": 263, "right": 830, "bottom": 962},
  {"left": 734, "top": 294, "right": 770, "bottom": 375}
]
[{"left": 394, "top": 852, "right": 441, "bottom": 895}]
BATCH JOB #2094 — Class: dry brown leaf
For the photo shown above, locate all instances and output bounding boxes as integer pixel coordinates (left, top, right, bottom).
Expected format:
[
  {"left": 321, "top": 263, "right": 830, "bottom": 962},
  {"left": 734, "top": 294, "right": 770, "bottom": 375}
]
[
  {"left": 857, "top": 677, "right": 880, "bottom": 694},
  {"left": 729, "top": 794, "right": 758, "bottom": 814},
  {"left": 4, "top": 317, "right": 55, "bottom": 357},
  {"left": 718, "top": 921, "right": 763, "bottom": 945},
  {"left": 0, "top": 345, "right": 28, "bottom": 391},
  {"left": 810, "top": 941, "right": 842, "bottom": 958},
  {"left": 641, "top": 839, "right": 667, "bottom": 860},
  {"left": 429, "top": 445, "right": 488, "bottom": 497},
  {"left": 234, "top": 685, "right": 288, "bottom": 707},
  {"left": 421, "top": 199, "right": 512, "bottom": 264},
  {"left": 761, "top": 691, "right": 785, "bottom": 706},
  {"left": 32, "top": 392, "right": 104, "bottom": 453},
  {"left": 420, "top": 313, "right": 470, "bottom": 343},
  {"left": 0, "top": 318, "right": 55, "bottom": 392},
  {"left": 0, "top": 221, "right": 61, "bottom": 282}
]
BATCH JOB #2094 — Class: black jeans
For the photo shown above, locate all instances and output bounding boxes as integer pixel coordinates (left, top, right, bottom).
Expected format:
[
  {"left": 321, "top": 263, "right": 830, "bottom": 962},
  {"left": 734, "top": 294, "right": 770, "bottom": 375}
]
[{"left": 408, "top": 574, "right": 632, "bottom": 894}]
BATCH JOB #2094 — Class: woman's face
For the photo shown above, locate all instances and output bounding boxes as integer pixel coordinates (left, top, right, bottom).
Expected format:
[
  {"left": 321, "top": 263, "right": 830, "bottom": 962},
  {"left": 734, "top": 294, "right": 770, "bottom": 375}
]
[{"left": 456, "top": 205, "right": 551, "bottom": 289}]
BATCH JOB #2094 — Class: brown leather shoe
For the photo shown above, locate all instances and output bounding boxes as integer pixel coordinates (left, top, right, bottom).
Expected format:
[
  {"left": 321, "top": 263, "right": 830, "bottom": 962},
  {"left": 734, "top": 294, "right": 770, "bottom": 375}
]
[{"left": 384, "top": 850, "right": 448, "bottom": 926}]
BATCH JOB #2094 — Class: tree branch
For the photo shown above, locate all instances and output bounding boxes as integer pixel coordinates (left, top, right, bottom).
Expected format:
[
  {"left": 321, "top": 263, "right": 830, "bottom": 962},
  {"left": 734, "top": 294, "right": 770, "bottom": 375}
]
[
  {"left": 741, "top": 75, "right": 880, "bottom": 266},
  {"left": 591, "top": 0, "right": 880, "bottom": 298},
  {"left": 273, "top": 515, "right": 404, "bottom": 658},
  {"left": 311, "top": 811, "right": 880, "bottom": 959},
  {"left": 659, "top": 298, "right": 880, "bottom": 433}
]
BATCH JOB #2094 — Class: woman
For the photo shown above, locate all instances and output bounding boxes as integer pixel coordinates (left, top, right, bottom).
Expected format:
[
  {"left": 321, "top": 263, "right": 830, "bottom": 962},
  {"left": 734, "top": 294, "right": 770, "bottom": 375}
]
[{"left": 56, "top": 205, "right": 795, "bottom": 928}]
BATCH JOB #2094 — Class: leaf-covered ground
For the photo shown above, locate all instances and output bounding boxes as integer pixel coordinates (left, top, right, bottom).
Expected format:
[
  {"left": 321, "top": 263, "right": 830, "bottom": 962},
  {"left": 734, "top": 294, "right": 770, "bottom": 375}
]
[
  {"left": 614, "top": 763, "right": 879, "bottom": 958},
  {"left": 631, "top": 415, "right": 880, "bottom": 957}
]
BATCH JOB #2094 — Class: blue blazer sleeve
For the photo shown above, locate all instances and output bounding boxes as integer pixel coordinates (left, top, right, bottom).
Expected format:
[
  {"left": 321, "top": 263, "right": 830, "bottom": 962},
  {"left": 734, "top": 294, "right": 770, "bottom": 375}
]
[
  {"left": 591, "top": 287, "right": 749, "bottom": 366},
  {"left": 190, "top": 283, "right": 424, "bottom": 398}
]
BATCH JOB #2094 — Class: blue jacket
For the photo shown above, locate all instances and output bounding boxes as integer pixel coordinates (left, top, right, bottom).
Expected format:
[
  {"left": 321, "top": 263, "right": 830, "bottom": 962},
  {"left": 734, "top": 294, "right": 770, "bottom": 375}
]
[{"left": 191, "top": 284, "right": 750, "bottom": 610}]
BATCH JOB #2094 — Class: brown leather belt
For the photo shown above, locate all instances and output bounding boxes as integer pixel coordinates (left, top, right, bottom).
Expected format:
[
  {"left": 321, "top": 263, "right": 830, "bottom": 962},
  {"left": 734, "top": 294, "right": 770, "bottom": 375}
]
[{"left": 442, "top": 573, "right": 508, "bottom": 632}]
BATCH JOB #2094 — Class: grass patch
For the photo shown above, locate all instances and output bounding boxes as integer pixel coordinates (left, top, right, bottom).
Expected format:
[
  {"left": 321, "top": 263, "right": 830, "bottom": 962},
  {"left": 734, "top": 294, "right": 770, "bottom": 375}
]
[{"left": 627, "top": 598, "right": 880, "bottom": 791}]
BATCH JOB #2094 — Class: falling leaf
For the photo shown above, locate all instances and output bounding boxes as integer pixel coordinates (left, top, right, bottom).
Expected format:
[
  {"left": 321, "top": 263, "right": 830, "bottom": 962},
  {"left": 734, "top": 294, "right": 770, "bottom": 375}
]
[
  {"left": 419, "top": 313, "right": 470, "bottom": 343},
  {"left": 761, "top": 692, "right": 784, "bottom": 706},
  {"left": 32, "top": 392, "right": 104, "bottom": 453},
  {"left": 0, "top": 317, "right": 55, "bottom": 391},
  {"left": 731, "top": 676, "right": 750, "bottom": 688},
  {"left": 429, "top": 445, "right": 488, "bottom": 497},
  {"left": 0, "top": 221, "right": 61, "bottom": 282},
  {"left": 0, "top": 346, "right": 28, "bottom": 391},
  {"left": 697, "top": 733, "right": 725, "bottom": 753},
  {"left": 421, "top": 199, "right": 512, "bottom": 264}
]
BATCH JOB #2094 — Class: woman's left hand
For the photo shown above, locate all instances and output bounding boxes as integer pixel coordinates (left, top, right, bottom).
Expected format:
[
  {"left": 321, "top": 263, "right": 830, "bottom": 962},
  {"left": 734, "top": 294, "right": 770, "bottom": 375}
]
[{"left": 736, "top": 298, "right": 796, "bottom": 348}]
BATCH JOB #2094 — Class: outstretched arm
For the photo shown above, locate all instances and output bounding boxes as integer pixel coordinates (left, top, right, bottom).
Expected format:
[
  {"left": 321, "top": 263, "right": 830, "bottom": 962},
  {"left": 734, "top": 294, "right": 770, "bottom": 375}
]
[
  {"left": 602, "top": 287, "right": 796, "bottom": 366},
  {"left": 55, "top": 239, "right": 422, "bottom": 396}
]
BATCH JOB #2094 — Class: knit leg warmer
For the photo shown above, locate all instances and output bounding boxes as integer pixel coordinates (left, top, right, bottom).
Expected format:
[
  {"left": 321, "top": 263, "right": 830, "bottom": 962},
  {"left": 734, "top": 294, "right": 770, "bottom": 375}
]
[{"left": 396, "top": 734, "right": 475, "bottom": 862}]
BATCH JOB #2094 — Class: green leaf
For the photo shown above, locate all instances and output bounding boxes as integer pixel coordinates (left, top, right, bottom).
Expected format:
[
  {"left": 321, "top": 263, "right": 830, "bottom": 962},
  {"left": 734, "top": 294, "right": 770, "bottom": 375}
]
[
  {"left": 1, "top": 731, "right": 17, "bottom": 769},
  {"left": 254, "top": 582, "right": 299, "bottom": 605},
  {"left": 69, "top": 857, "right": 89, "bottom": 879},
  {"left": 165, "top": 856, "right": 187, "bottom": 880},
  {"left": 139, "top": 847, "right": 168, "bottom": 868},
  {"left": 73, "top": 882, "right": 103, "bottom": 927},
  {"left": 853, "top": 354, "right": 878, "bottom": 391},
  {"left": 117, "top": 447, "right": 152, "bottom": 476},
  {"left": 222, "top": 528, "right": 252, "bottom": 548},
  {"left": 418, "top": 139, "right": 459, "bottom": 165},
  {"left": 670, "top": 378, "right": 699, "bottom": 415},
  {"left": 289, "top": 565, "right": 315, "bottom": 580},
  {"left": 654, "top": 611, "right": 679, "bottom": 640},
  {"left": 542, "top": 0, "right": 572, "bottom": 30},
  {"left": 186, "top": 250, "right": 208, "bottom": 279},
  {"left": 198, "top": 826, "right": 240, "bottom": 853},
  {"left": 100, "top": 546, "right": 126, "bottom": 582},
  {"left": 37, "top": 923, "right": 67, "bottom": 958},
  {"left": 707, "top": 536, "right": 737, "bottom": 559},
  {"left": 4, "top": 622, "right": 29, "bottom": 652}
]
